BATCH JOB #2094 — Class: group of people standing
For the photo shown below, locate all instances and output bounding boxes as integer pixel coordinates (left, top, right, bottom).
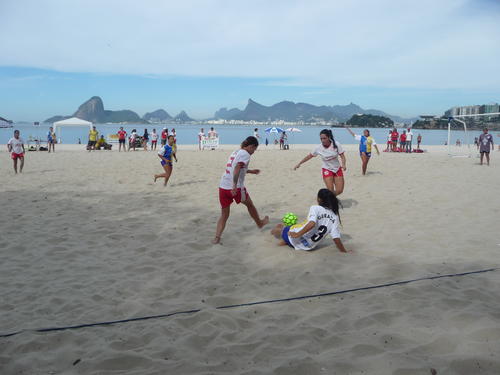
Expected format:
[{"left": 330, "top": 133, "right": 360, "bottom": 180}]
[
  {"left": 113, "top": 127, "right": 177, "bottom": 152},
  {"left": 386, "top": 128, "right": 422, "bottom": 153}
]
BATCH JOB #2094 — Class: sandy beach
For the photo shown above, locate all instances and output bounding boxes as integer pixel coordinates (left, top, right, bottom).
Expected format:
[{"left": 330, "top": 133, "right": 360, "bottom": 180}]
[{"left": 1, "top": 144, "right": 499, "bottom": 375}]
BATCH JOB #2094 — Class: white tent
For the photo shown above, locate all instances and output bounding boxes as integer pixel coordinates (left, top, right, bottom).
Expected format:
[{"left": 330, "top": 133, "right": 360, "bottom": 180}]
[{"left": 53, "top": 117, "right": 93, "bottom": 143}]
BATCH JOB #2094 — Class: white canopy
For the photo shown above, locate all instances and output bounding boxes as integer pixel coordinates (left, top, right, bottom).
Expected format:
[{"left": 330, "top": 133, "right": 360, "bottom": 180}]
[{"left": 53, "top": 117, "right": 93, "bottom": 130}]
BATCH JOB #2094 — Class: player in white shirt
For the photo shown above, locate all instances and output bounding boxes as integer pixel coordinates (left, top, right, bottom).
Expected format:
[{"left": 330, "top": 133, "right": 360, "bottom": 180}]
[
  {"left": 293, "top": 129, "right": 346, "bottom": 196},
  {"left": 198, "top": 128, "right": 205, "bottom": 150},
  {"left": 212, "top": 136, "right": 269, "bottom": 244},
  {"left": 271, "top": 189, "right": 349, "bottom": 252},
  {"left": 7, "top": 130, "right": 25, "bottom": 174}
]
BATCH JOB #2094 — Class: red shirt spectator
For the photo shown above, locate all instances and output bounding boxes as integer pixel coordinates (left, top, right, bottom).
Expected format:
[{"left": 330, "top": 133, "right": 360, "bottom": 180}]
[
  {"left": 117, "top": 129, "right": 127, "bottom": 140},
  {"left": 400, "top": 133, "right": 407, "bottom": 142},
  {"left": 391, "top": 130, "right": 399, "bottom": 142}
]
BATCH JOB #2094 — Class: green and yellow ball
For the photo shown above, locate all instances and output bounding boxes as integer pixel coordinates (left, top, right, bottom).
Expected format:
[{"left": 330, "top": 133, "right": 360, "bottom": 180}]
[{"left": 282, "top": 212, "right": 298, "bottom": 226}]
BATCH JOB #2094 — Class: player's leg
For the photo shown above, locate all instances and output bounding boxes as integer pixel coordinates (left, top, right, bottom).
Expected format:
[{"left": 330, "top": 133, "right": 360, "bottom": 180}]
[
  {"left": 271, "top": 223, "right": 284, "bottom": 238},
  {"left": 213, "top": 206, "right": 230, "bottom": 244},
  {"left": 19, "top": 156, "right": 24, "bottom": 173},
  {"left": 242, "top": 196, "right": 269, "bottom": 228},
  {"left": 361, "top": 153, "right": 369, "bottom": 175}
]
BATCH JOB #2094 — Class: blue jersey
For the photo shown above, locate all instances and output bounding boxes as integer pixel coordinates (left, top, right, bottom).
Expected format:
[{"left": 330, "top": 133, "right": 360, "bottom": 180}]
[
  {"left": 356, "top": 135, "right": 375, "bottom": 153},
  {"left": 159, "top": 144, "right": 173, "bottom": 160}
]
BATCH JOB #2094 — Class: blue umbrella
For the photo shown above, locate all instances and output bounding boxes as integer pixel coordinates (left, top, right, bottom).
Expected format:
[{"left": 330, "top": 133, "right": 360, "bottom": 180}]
[{"left": 265, "top": 127, "right": 284, "bottom": 134}]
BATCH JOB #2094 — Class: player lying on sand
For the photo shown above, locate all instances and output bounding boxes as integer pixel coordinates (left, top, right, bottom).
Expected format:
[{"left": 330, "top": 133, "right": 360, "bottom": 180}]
[
  {"left": 271, "top": 189, "right": 349, "bottom": 253},
  {"left": 154, "top": 135, "right": 177, "bottom": 186}
]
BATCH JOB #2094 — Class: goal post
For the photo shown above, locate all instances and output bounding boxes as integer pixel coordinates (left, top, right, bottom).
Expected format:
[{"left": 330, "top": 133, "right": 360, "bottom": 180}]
[{"left": 447, "top": 112, "right": 500, "bottom": 158}]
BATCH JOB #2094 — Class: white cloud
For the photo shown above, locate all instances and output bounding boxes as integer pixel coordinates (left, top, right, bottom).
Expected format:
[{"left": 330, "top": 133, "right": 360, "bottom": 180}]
[{"left": 1, "top": 0, "right": 499, "bottom": 89}]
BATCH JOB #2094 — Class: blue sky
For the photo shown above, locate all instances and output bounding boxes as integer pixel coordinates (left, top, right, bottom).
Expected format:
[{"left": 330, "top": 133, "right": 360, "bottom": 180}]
[{"left": 1, "top": 0, "right": 499, "bottom": 121}]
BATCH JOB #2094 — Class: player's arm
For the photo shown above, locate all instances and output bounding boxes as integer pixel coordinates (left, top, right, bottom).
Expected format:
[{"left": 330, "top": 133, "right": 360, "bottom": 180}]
[
  {"left": 294, "top": 154, "right": 314, "bottom": 170},
  {"left": 374, "top": 144, "right": 380, "bottom": 155},
  {"left": 344, "top": 126, "right": 355, "bottom": 137},
  {"left": 22, "top": 142, "right": 25, "bottom": 153},
  {"left": 340, "top": 152, "right": 346, "bottom": 170},
  {"left": 7, "top": 142, "right": 12, "bottom": 152},
  {"left": 288, "top": 221, "right": 315, "bottom": 238},
  {"left": 333, "top": 238, "right": 349, "bottom": 253},
  {"left": 232, "top": 162, "right": 244, "bottom": 194}
]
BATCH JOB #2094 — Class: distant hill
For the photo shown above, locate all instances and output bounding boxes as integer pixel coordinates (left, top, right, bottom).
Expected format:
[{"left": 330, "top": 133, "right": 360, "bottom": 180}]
[
  {"left": 143, "top": 109, "right": 173, "bottom": 123},
  {"left": 214, "top": 99, "right": 415, "bottom": 123},
  {"left": 44, "top": 96, "right": 147, "bottom": 124},
  {"left": 173, "top": 111, "right": 194, "bottom": 122},
  {"left": 347, "top": 114, "right": 394, "bottom": 128},
  {"left": 214, "top": 107, "right": 243, "bottom": 119}
]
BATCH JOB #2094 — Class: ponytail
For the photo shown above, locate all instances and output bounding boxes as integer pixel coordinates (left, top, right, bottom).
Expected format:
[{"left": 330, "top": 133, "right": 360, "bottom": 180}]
[
  {"left": 317, "top": 188, "right": 341, "bottom": 223},
  {"left": 320, "top": 129, "right": 337, "bottom": 150}
]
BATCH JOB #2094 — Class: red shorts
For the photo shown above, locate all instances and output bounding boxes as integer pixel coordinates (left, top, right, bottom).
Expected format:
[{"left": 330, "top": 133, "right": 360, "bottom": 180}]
[
  {"left": 219, "top": 187, "right": 250, "bottom": 208},
  {"left": 322, "top": 168, "right": 343, "bottom": 178},
  {"left": 11, "top": 152, "right": 24, "bottom": 160}
]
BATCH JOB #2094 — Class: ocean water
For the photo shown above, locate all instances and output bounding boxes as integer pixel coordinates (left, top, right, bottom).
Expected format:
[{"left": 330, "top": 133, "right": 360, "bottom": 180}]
[{"left": 0, "top": 123, "right": 484, "bottom": 146}]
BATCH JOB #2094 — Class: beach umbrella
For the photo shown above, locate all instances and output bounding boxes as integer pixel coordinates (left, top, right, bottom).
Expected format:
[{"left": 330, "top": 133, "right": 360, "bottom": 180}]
[
  {"left": 265, "top": 127, "right": 284, "bottom": 134},
  {"left": 285, "top": 127, "right": 302, "bottom": 132}
]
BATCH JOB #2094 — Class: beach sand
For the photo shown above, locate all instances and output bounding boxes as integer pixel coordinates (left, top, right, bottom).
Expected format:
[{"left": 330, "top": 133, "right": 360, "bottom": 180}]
[{"left": 1, "top": 144, "right": 499, "bottom": 374}]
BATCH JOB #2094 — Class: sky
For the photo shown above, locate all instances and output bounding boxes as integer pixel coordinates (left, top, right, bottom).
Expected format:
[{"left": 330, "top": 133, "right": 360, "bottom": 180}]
[{"left": 1, "top": 0, "right": 499, "bottom": 121}]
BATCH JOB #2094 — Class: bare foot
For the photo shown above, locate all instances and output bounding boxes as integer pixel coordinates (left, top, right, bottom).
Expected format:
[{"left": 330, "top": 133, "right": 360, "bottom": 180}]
[
  {"left": 211, "top": 236, "right": 221, "bottom": 244},
  {"left": 258, "top": 216, "right": 269, "bottom": 228}
]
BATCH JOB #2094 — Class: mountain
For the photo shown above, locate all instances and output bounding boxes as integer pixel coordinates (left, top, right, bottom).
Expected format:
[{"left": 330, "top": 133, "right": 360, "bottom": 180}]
[
  {"left": 44, "top": 96, "right": 146, "bottom": 123},
  {"left": 214, "top": 99, "right": 414, "bottom": 123},
  {"left": 173, "top": 111, "right": 194, "bottom": 122},
  {"left": 143, "top": 109, "right": 173, "bottom": 123},
  {"left": 214, "top": 107, "right": 242, "bottom": 119},
  {"left": 347, "top": 114, "right": 394, "bottom": 128}
]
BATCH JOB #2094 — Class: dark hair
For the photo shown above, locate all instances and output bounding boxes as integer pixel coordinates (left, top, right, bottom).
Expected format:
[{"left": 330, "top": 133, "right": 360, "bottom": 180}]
[
  {"left": 320, "top": 129, "right": 337, "bottom": 150},
  {"left": 364, "top": 129, "right": 370, "bottom": 136},
  {"left": 254, "top": 128, "right": 258, "bottom": 131},
  {"left": 317, "top": 188, "right": 341, "bottom": 222},
  {"left": 241, "top": 136, "right": 259, "bottom": 148},
  {"left": 167, "top": 135, "right": 174, "bottom": 140}
]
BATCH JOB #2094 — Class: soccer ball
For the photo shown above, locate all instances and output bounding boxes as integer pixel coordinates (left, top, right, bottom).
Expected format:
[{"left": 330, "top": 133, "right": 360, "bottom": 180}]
[{"left": 282, "top": 212, "right": 298, "bottom": 226}]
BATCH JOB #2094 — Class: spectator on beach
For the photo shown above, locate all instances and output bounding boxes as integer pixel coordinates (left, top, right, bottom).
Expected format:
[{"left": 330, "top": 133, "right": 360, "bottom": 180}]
[
  {"left": 161, "top": 128, "right": 168, "bottom": 146},
  {"left": 129, "top": 129, "right": 137, "bottom": 151},
  {"left": 143, "top": 129, "right": 149, "bottom": 151},
  {"left": 208, "top": 127, "right": 218, "bottom": 139},
  {"left": 386, "top": 130, "right": 392, "bottom": 151},
  {"left": 391, "top": 128, "right": 399, "bottom": 152},
  {"left": 198, "top": 128, "right": 205, "bottom": 150},
  {"left": 151, "top": 129, "right": 158, "bottom": 150},
  {"left": 478, "top": 128, "right": 494, "bottom": 166},
  {"left": 400, "top": 130, "right": 407, "bottom": 151},
  {"left": 47, "top": 127, "right": 56, "bottom": 153},
  {"left": 95, "top": 135, "right": 111, "bottom": 150},
  {"left": 279, "top": 131, "right": 288, "bottom": 150},
  {"left": 171, "top": 128, "right": 177, "bottom": 153},
  {"left": 417, "top": 134, "right": 422, "bottom": 149},
  {"left": 406, "top": 128, "right": 413, "bottom": 153},
  {"left": 7, "top": 130, "right": 25, "bottom": 174},
  {"left": 456, "top": 139, "right": 461, "bottom": 147},
  {"left": 253, "top": 128, "right": 260, "bottom": 139},
  {"left": 88, "top": 126, "right": 99, "bottom": 151},
  {"left": 117, "top": 127, "right": 127, "bottom": 152},
  {"left": 474, "top": 137, "right": 479, "bottom": 150}
]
